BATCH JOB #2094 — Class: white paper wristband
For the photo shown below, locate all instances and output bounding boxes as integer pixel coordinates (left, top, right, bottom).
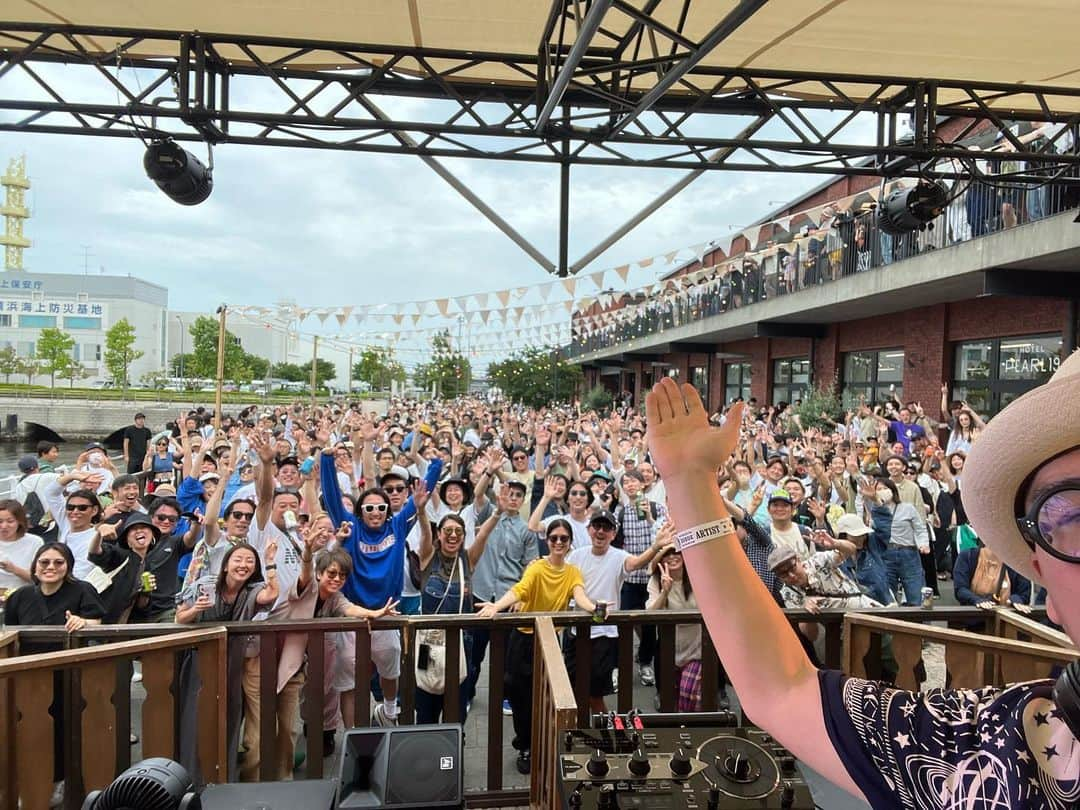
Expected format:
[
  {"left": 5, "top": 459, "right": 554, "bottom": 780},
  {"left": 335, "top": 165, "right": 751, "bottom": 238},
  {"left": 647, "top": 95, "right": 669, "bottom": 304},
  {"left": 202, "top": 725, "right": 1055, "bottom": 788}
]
[{"left": 674, "top": 518, "right": 736, "bottom": 552}]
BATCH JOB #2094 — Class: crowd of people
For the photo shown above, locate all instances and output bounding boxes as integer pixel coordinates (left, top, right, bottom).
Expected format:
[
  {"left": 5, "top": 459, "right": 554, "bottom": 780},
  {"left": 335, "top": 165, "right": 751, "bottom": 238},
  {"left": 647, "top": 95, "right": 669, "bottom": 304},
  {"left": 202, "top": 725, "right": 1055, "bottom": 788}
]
[
  {"left": 0, "top": 380, "right": 1051, "bottom": 802},
  {"left": 572, "top": 161, "right": 1080, "bottom": 356}
]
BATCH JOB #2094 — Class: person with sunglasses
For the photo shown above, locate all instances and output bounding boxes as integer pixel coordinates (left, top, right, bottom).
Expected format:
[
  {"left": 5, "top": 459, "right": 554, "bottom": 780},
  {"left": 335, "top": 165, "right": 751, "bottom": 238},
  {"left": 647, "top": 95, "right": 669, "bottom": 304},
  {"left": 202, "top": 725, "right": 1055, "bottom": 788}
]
[
  {"left": 643, "top": 355, "right": 1080, "bottom": 810},
  {"left": 125, "top": 497, "right": 202, "bottom": 623},
  {"left": 4, "top": 541, "right": 104, "bottom": 808},
  {"left": 528, "top": 475, "right": 592, "bottom": 553},
  {"left": 476, "top": 518, "right": 604, "bottom": 776},
  {"left": 143, "top": 434, "right": 177, "bottom": 494},
  {"left": 41, "top": 469, "right": 105, "bottom": 579},
  {"left": 319, "top": 435, "right": 443, "bottom": 727}
]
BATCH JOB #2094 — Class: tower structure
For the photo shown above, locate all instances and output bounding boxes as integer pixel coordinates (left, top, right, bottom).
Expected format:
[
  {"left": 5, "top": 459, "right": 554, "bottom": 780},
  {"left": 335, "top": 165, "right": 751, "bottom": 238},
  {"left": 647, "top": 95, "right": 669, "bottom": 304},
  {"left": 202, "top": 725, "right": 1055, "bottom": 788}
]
[{"left": 0, "top": 155, "right": 30, "bottom": 271}]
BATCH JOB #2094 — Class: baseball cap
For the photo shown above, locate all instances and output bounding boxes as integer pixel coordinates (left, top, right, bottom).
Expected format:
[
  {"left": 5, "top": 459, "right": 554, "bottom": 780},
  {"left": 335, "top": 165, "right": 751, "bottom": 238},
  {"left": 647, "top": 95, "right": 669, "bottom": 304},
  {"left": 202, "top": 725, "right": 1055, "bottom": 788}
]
[
  {"left": 17, "top": 454, "right": 38, "bottom": 474},
  {"left": 833, "top": 513, "right": 872, "bottom": 537},
  {"left": 588, "top": 509, "right": 620, "bottom": 529},
  {"left": 379, "top": 465, "right": 411, "bottom": 485},
  {"left": 768, "top": 488, "right": 794, "bottom": 505},
  {"left": 198, "top": 472, "right": 221, "bottom": 483},
  {"left": 767, "top": 546, "right": 798, "bottom": 571}
]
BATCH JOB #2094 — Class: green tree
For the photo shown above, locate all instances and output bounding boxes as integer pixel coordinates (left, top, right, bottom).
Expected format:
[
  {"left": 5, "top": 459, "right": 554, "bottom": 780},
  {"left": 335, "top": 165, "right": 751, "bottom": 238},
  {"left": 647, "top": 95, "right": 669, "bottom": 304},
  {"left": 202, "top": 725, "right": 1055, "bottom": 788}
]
[
  {"left": 271, "top": 362, "right": 306, "bottom": 382},
  {"left": 37, "top": 327, "right": 76, "bottom": 389},
  {"left": 300, "top": 358, "right": 337, "bottom": 388},
  {"left": 104, "top": 318, "right": 144, "bottom": 393},
  {"left": 141, "top": 369, "right": 169, "bottom": 389},
  {"left": 0, "top": 345, "right": 20, "bottom": 383},
  {"left": 413, "top": 332, "right": 471, "bottom": 397},
  {"left": 59, "top": 358, "right": 90, "bottom": 389},
  {"left": 186, "top": 315, "right": 260, "bottom": 382},
  {"left": 487, "top": 346, "right": 584, "bottom": 408},
  {"left": 352, "top": 346, "right": 406, "bottom": 391},
  {"left": 20, "top": 357, "right": 40, "bottom": 386}
]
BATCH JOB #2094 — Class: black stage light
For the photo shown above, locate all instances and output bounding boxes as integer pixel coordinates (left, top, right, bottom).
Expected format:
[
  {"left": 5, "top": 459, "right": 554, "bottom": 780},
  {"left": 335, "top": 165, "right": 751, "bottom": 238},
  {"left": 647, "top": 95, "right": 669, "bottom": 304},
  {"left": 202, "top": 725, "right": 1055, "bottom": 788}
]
[
  {"left": 876, "top": 180, "right": 948, "bottom": 235},
  {"left": 82, "top": 758, "right": 199, "bottom": 810},
  {"left": 144, "top": 139, "right": 213, "bottom": 205}
]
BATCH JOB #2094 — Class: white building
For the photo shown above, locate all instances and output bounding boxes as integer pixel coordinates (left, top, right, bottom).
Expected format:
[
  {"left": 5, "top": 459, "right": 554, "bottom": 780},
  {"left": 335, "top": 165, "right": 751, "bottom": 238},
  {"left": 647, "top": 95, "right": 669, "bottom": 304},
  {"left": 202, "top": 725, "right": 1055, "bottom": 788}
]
[{"left": 0, "top": 270, "right": 168, "bottom": 382}]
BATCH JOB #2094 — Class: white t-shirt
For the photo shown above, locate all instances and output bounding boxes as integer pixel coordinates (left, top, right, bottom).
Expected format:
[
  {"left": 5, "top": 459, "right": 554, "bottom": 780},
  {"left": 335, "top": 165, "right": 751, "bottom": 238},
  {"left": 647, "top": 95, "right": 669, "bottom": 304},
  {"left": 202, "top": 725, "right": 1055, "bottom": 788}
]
[
  {"left": 0, "top": 533, "right": 44, "bottom": 591},
  {"left": 401, "top": 518, "right": 423, "bottom": 599},
  {"left": 567, "top": 546, "right": 629, "bottom": 639},
  {"left": 251, "top": 518, "right": 304, "bottom": 609},
  {"left": 771, "top": 523, "right": 811, "bottom": 560},
  {"left": 542, "top": 513, "right": 590, "bottom": 552}
]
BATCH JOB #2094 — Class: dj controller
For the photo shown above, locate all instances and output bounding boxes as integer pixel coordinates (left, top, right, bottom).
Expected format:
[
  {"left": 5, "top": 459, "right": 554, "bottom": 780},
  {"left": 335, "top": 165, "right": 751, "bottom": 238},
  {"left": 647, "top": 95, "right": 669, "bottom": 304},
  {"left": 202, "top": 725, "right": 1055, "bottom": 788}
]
[{"left": 556, "top": 712, "right": 815, "bottom": 810}]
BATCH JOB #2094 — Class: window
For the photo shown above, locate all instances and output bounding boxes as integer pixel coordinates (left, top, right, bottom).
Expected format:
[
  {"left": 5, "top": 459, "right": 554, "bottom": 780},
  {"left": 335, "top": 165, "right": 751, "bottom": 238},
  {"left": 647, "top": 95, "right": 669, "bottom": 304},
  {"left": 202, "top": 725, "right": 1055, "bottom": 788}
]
[
  {"left": 63, "top": 316, "right": 102, "bottom": 330},
  {"left": 690, "top": 365, "right": 708, "bottom": 404},
  {"left": 772, "top": 358, "right": 809, "bottom": 404},
  {"left": 16, "top": 341, "right": 35, "bottom": 358},
  {"left": 841, "top": 349, "right": 904, "bottom": 406},
  {"left": 17, "top": 315, "right": 56, "bottom": 329},
  {"left": 81, "top": 343, "right": 102, "bottom": 362},
  {"left": 0, "top": 314, "right": 10, "bottom": 327},
  {"left": 725, "top": 362, "right": 752, "bottom": 404},
  {"left": 952, "top": 334, "right": 1062, "bottom": 416}
]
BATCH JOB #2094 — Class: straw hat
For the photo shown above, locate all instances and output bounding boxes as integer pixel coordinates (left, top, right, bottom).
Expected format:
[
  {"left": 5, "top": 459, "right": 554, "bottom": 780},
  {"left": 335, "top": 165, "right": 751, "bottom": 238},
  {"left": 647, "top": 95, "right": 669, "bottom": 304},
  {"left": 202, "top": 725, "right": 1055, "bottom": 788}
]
[{"left": 965, "top": 349, "right": 1080, "bottom": 583}]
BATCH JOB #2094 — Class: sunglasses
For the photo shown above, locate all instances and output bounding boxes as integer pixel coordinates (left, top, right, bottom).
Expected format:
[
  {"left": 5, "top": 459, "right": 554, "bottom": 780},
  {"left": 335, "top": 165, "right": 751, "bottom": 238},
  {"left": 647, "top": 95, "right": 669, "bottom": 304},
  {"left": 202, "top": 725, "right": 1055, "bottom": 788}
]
[
  {"left": 361, "top": 503, "right": 389, "bottom": 514},
  {"left": 65, "top": 503, "right": 93, "bottom": 512},
  {"left": 322, "top": 569, "right": 347, "bottom": 581},
  {"left": 547, "top": 534, "right": 571, "bottom": 544},
  {"left": 1016, "top": 480, "right": 1080, "bottom": 564},
  {"left": 512, "top": 455, "right": 527, "bottom": 461},
  {"left": 153, "top": 514, "right": 179, "bottom": 523},
  {"left": 569, "top": 490, "right": 589, "bottom": 497},
  {"left": 590, "top": 522, "right": 615, "bottom": 532},
  {"left": 441, "top": 527, "right": 465, "bottom": 538},
  {"left": 37, "top": 558, "right": 67, "bottom": 569},
  {"left": 383, "top": 485, "right": 407, "bottom": 494},
  {"left": 228, "top": 510, "right": 255, "bottom": 521}
]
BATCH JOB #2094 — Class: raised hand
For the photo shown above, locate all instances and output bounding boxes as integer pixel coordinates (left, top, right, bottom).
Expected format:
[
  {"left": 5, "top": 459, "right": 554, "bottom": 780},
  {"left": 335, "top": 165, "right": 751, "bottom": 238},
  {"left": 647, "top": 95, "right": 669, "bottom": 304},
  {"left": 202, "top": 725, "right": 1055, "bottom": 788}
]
[
  {"left": 373, "top": 597, "right": 400, "bottom": 618},
  {"left": 264, "top": 540, "right": 278, "bottom": 565},
  {"left": 410, "top": 479, "right": 430, "bottom": 512},
  {"left": 97, "top": 521, "right": 119, "bottom": 543},
  {"left": 660, "top": 567, "right": 673, "bottom": 593}
]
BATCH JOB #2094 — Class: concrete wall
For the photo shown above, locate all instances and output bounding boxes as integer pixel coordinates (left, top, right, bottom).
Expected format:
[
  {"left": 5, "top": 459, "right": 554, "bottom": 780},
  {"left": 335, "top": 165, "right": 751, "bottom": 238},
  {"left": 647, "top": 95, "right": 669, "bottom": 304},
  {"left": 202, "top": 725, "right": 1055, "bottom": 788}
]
[{"left": 2, "top": 397, "right": 390, "bottom": 442}]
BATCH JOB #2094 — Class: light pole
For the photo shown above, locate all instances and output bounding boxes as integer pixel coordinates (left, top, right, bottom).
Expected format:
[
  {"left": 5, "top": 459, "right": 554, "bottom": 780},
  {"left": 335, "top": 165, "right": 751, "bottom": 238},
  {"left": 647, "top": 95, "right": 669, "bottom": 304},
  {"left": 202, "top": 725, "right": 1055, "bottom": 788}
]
[{"left": 175, "top": 314, "right": 185, "bottom": 387}]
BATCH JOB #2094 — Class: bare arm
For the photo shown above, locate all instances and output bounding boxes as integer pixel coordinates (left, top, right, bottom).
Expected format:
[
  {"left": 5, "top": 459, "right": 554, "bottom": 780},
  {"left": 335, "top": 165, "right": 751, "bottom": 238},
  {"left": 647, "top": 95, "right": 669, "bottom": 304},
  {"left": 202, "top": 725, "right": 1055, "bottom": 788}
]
[
  {"left": 646, "top": 379, "right": 865, "bottom": 800},
  {"left": 527, "top": 476, "right": 557, "bottom": 532},
  {"left": 251, "top": 431, "right": 276, "bottom": 531}
]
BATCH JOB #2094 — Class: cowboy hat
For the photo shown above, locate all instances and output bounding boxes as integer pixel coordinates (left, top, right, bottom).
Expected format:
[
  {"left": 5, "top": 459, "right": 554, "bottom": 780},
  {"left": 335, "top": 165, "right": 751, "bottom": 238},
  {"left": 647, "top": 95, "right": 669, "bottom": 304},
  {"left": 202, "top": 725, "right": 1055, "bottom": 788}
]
[{"left": 965, "top": 349, "right": 1080, "bottom": 583}]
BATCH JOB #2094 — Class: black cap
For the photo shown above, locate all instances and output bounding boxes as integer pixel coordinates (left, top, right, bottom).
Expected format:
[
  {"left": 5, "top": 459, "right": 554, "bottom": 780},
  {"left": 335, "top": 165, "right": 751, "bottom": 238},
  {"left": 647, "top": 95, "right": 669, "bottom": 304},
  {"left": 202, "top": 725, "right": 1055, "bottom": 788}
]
[{"left": 588, "top": 508, "right": 619, "bottom": 529}]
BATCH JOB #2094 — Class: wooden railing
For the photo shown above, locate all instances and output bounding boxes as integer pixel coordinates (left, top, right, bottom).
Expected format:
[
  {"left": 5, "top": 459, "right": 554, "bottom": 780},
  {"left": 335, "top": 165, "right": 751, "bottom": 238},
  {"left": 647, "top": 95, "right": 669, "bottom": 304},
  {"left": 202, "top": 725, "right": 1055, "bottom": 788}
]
[
  {"left": 530, "top": 617, "right": 578, "bottom": 810},
  {"left": 0, "top": 627, "right": 227, "bottom": 810},
  {"left": 3, "top": 605, "right": 1046, "bottom": 809},
  {"left": 844, "top": 612, "right": 1076, "bottom": 691}
]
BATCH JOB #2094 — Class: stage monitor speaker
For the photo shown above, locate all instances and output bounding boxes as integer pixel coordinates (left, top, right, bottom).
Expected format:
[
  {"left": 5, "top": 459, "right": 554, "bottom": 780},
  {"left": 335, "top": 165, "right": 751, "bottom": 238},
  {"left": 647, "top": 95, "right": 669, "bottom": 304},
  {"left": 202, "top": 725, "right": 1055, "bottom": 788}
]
[{"left": 337, "top": 723, "right": 463, "bottom": 809}]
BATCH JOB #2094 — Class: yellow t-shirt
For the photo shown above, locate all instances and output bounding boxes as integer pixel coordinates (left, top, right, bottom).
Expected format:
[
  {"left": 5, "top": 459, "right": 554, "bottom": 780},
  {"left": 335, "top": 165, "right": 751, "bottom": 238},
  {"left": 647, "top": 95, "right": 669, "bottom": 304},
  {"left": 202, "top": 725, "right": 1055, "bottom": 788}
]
[{"left": 511, "top": 558, "right": 584, "bottom": 633}]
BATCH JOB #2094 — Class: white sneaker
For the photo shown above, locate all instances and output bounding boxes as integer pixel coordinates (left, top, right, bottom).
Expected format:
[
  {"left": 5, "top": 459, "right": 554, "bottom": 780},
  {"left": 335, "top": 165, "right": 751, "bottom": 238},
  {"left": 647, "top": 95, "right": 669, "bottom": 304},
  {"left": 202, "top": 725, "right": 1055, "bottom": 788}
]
[
  {"left": 372, "top": 704, "right": 398, "bottom": 727},
  {"left": 639, "top": 665, "right": 655, "bottom": 686},
  {"left": 611, "top": 669, "right": 619, "bottom": 691},
  {"left": 49, "top": 781, "right": 64, "bottom": 809}
]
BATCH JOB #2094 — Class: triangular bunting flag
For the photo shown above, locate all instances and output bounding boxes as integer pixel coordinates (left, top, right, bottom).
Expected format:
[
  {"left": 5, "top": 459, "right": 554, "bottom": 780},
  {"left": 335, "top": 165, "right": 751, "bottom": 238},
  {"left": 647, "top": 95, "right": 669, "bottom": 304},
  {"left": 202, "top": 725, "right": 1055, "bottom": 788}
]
[
  {"left": 496, "top": 290, "right": 510, "bottom": 307},
  {"left": 615, "top": 265, "right": 631, "bottom": 281},
  {"left": 561, "top": 278, "right": 577, "bottom": 296}
]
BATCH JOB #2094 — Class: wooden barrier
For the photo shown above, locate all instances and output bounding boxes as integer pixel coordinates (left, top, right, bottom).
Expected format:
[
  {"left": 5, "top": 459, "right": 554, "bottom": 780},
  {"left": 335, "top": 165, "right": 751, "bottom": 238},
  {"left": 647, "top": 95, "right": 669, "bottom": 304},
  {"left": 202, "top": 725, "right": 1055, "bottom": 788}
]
[
  {"left": 0, "top": 627, "right": 227, "bottom": 810},
  {"left": 3, "top": 605, "right": 1048, "bottom": 809},
  {"left": 844, "top": 613, "right": 1077, "bottom": 692},
  {"left": 530, "top": 617, "right": 578, "bottom": 810},
  {"left": 0, "top": 631, "right": 16, "bottom": 810}
]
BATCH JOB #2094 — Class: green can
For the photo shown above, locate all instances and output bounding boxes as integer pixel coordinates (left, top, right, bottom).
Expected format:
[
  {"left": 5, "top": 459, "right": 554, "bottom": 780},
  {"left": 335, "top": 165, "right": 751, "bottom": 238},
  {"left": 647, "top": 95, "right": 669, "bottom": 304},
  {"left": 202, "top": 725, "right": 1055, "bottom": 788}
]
[{"left": 141, "top": 572, "right": 153, "bottom": 592}]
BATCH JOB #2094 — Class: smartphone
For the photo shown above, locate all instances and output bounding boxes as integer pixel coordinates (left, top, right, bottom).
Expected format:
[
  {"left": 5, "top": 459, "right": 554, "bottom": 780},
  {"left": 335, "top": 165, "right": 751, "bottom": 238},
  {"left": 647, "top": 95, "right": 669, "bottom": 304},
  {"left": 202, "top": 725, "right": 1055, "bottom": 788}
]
[
  {"left": 198, "top": 580, "right": 216, "bottom": 604},
  {"left": 417, "top": 643, "right": 431, "bottom": 670},
  {"left": 299, "top": 457, "right": 315, "bottom": 475}
]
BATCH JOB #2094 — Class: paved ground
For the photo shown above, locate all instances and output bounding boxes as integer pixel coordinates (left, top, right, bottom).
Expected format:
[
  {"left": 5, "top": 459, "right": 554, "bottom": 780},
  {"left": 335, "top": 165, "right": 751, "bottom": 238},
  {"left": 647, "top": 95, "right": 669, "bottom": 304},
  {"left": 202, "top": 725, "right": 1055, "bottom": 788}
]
[{"left": 130, "top": 582, "right": 962, "bottom": 809}]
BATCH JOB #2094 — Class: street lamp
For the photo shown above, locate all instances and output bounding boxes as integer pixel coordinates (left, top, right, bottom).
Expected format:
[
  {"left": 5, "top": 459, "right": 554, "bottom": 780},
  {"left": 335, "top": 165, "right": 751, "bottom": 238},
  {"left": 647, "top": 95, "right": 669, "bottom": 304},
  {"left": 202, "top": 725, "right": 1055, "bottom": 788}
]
[{"left": 175, "top": 315, "right": 185, "bottom": 387}]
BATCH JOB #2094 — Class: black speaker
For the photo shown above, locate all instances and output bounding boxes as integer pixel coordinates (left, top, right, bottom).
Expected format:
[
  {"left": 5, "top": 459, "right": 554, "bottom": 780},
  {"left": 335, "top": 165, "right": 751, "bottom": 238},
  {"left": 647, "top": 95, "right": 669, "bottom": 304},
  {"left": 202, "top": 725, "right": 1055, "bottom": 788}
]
[
  {"left": 199, "top": 780, "right": 337, "bottom": 810},
  {"left": 337, "top": 724, "right": 463, "bottom": 809}
]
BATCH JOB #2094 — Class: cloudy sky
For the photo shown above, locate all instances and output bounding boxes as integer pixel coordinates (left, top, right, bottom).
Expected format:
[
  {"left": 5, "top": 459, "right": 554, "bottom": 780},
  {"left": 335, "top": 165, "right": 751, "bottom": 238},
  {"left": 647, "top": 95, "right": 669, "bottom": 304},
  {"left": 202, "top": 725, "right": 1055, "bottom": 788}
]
[{"left": 0, "top": 60, "right": 865, "bottom": 363}]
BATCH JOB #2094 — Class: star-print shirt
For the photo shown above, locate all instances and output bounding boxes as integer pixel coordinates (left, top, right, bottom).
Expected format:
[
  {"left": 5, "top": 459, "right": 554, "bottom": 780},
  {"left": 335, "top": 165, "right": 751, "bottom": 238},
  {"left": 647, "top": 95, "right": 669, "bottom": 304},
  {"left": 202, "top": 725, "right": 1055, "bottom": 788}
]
[{"left": 819, "top": 670, "right": 1079, "bottom": 809}]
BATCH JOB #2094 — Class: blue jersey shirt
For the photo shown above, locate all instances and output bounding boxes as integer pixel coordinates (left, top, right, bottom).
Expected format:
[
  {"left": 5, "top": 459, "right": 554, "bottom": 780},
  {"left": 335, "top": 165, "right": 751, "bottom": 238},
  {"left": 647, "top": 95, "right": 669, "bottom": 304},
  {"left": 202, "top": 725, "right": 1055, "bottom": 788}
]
[{"left": 321, "top": 451, "right": 442, "bottom": 609}]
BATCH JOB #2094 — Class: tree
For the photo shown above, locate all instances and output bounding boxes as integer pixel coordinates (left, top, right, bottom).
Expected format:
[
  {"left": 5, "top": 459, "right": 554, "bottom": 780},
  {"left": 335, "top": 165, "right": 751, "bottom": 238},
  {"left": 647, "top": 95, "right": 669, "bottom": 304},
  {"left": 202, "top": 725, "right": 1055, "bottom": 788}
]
[
  {"left": 487, "top": 346, "right": 584, "bottom": 408},
  {"left": 300, "top": 358, "right": 337, "bottom": 388},
  {"left": 103, "top": 318, "right": 145, "bottom": 393},
  {"left": 59, "top": 358, "right": 91, "bottom": 389},
  {"left": 37, "top": 328, "right": 76, "bottom": 389},
  {"left": 0, "top": 345, "right": 20, "bottom": 383},
  {"left": 141, "top": 369, "right": 169, "bottom": 390},
  {"left": 352, "top": 346, "right": 406, "bottom": 391},
  {"left": 413, "top": 331, "right": 471, "bottom": 397},
  {"left": 271, "top": 362, "right": 306, "bottom": 382},
  {"left": 186, "top": 315, "right": 263, "bottom": 383},
  {"left": 21, "top": 357, "right": 41, "bottom": 386}
]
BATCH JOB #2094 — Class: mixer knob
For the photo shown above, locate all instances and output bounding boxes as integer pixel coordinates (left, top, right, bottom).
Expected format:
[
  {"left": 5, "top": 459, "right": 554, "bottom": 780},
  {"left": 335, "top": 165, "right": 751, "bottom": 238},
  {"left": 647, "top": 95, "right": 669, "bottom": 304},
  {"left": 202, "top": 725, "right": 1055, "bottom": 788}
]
[
  {"left": 707, "top": 787, "right": 720, "bottom": 810},
  {"left": 628, "top": 748, "right": 650, "bottom": 777},
  {"left": 587, "top": 749, "right": 610, "bottom": 778},
  {"left": 780, "top": 784, "right": 795, "bottom": 808},
  {"left": 721, "top": 750, "right": 753, "bottom": 782},
  {"left": 564, "top": 732, "right": 575, "bottom": 752},
  {"left": 598, "top": 783, "right": 617, "bottom": 809},
  {"left": 669, "top": 746, "right": 692, "bottom": 778},
  {"left": 780, "top": 755, "right": 797, "bottom": 776},
  {"left": 568, "top": 787, "right": 583, "bottom": 807}
]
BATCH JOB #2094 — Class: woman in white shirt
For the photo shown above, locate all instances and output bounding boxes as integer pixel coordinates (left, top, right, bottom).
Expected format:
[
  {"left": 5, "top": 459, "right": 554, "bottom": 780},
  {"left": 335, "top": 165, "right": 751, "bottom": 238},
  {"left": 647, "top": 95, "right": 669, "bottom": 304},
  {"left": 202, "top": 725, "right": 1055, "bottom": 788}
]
[
  {"left": 43, "top": 470, "right": 104, "bottom": 579},
  {"left": 0, "top": 499, "right": 43, "bottom": 592},
  {"left": 646, "top": 538, "right": 705, "bottom": 712}
]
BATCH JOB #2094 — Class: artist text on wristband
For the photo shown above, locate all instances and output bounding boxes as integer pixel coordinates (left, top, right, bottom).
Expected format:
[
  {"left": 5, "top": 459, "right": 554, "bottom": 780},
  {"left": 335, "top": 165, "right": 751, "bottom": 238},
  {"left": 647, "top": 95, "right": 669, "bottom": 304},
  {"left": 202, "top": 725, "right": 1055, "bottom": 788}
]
[{"left": 674, "top": 518, "right": 736, "bottom": 552}]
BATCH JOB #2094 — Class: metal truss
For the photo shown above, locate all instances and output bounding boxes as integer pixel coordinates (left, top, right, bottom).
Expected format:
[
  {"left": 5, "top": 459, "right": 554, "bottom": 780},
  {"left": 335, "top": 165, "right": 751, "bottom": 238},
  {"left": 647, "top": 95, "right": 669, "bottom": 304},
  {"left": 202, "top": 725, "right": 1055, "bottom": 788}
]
[{"left": 3, "top": 17, "right": 1080, "bottom": 276}]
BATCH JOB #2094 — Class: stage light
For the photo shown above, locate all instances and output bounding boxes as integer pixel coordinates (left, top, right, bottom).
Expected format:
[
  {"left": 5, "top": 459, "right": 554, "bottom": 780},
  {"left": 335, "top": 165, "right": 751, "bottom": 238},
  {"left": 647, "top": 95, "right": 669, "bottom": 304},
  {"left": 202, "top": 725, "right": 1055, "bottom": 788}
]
[
  {"left": 81, "top": 758, "right": 199, "bottom": 810},
  {"left": 876, "top": 180, "right": 948, "bottom": 235},
  {"left": 144, "top": 139, "right": 213, "bottom": 205}
]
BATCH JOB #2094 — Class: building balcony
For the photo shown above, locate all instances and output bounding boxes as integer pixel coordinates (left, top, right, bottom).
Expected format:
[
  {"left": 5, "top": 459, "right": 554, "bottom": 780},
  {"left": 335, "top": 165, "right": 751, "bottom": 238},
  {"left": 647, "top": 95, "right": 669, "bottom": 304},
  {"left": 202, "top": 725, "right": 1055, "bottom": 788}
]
[{"left": 570, "top": 184, "right": 1080, "bottom": 364}]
